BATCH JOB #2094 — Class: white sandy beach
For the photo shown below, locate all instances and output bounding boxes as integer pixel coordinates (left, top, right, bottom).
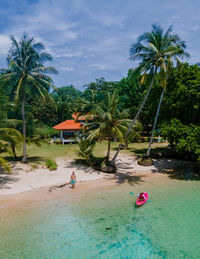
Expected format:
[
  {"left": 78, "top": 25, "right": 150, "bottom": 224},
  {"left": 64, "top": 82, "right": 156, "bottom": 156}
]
[
  {"left": 0, "top": 153, "right": 185, "bottom": 195},
  {"left": 0, "top": 158, "right": 107, "bottom": 195}
]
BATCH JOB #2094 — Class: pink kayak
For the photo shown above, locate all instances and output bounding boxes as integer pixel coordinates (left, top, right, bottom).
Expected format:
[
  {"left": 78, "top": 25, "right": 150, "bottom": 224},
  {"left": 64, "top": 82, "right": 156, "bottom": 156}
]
[{"left": 136, "top": 192, "right": 148, "bottom": 206}]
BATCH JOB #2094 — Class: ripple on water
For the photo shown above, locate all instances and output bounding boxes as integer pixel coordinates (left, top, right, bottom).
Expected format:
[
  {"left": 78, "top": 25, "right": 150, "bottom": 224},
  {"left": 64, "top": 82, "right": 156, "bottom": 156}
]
[{"left": 0, "top": 178, "right": 200, "bottom": 258}]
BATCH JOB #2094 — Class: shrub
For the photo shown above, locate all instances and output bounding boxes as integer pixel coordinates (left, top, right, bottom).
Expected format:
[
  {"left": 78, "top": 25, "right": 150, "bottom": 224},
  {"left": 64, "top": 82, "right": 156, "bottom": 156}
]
[
  {"left": 76, "top": 138, "right": 95, "bottom": 164},
  {"left": 127, "top": 121, "right": 143, "bottom": 143},
  {"left": 54, "top": 139, "right": 62, "bottom": 145},
  {"left": 36, "top": 126, "right": 57, "bottom": 139},
  {"left": 45, "top": 159, "right": 58, "bottom": 170},
  {"left": 161, "top": 119, "right": 200, "bottom": 161}
]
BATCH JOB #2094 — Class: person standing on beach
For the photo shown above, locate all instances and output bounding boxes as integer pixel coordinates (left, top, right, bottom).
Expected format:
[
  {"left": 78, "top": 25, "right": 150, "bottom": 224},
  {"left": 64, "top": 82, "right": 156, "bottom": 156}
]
[{"left": 70, "top": 172, "right": 76, "bottom": 189}]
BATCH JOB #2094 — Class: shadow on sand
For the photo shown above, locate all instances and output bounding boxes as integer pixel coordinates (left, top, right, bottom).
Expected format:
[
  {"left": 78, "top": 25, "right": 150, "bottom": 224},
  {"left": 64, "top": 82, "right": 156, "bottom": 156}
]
[
  {"left": 110, "top": 172, "right": 145, "bottom": 186},
  {"left": 0, "top": 169, "right": 19, "bottom": 189},
  {"left": 152, "top": 158, "right": 200, "bottom": 181}
]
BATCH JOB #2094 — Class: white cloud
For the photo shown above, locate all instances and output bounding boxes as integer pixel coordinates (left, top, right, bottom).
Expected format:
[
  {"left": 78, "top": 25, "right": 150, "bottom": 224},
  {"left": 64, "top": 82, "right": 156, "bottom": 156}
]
[
  {"left": 60, "top": 66, "right": 74, "bottom": 71},
  {"left": 0, "top": 0, "right": 200, "bottom": 88},
  {"left": 54, "top": 51, "right": 82, "bottom": 58},
  {"left": 90, "top": 64, "right": 105, "bottom": 70}
]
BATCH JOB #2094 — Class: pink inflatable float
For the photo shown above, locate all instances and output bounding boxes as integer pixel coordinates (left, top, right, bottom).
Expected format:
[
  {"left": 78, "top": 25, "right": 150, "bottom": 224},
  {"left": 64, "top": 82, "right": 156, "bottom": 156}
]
[{"left": 136, "top": 192, "right": 148, "bottom": 206}]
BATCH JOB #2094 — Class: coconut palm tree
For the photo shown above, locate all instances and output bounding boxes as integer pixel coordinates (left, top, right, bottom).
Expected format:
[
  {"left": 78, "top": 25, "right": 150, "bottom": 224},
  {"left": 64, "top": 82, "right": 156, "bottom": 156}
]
[
  {"left": 145, "top": 30, "right": 189, "bottom": 156},
  {"left": 0, "top": 86, "right": 22, "bottom": 160},
  {"left": 111, "top": 24, "right": 189, "bottom": 164},
  {"left": 86, "top": 92, "right": 130, "bottom": 162},
  {"left": 0, "top": 127, "right": 22, "bottom": 172},
  {"left": 0, "top": 34, "right": 57, "bottom": 162}
]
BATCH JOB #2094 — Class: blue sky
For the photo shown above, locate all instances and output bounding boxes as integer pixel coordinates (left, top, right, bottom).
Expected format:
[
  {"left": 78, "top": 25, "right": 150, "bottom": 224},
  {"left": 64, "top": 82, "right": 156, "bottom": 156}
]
[{"left": 0, "top": 0, "right": 200, "bottom": 89}]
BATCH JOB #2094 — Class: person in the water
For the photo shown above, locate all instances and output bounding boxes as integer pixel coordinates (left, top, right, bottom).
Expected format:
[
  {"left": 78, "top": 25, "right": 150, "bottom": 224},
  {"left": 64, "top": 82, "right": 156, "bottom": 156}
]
[
  {"left": 138, "top": 192, "right": 145, "bottom": 201},
  {"left": 70, "top": 172, "right": 76, "bottom": 189}
]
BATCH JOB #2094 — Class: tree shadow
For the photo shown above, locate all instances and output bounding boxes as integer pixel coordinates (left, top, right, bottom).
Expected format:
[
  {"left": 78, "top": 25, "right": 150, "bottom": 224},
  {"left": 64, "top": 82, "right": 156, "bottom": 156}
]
[
  {"left": 0, "top": 174, "right": 19, "bottom": 189},
  {"left": 109, "top": 172, "right": 145, "bottom": 186},
  {"left": 63, "top": 159, "right": 102, "bottom": 175},
  {"left": 63, "top": 158, "right": 146, "bottom": 185},
  {"left": 3, "top": 155, "right": 46, "bottom": 164},
  {"left": 152, "top": 159, "right": 200, "bottom": 181},
  {"left": 129, "top": 147, "right": 173, "bottom": 157}
]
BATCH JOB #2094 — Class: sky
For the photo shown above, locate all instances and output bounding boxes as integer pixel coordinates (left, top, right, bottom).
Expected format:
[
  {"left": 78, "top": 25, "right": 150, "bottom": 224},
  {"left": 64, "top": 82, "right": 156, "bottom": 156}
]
[{"left": 0, "top": 0, "right": 200, "bottom": 89}]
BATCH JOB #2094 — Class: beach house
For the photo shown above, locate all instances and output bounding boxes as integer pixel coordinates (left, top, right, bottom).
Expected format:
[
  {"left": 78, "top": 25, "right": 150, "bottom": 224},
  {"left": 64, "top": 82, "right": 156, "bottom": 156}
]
[{"left": 53, "top": 113, "right": 93, "bottom": 144}]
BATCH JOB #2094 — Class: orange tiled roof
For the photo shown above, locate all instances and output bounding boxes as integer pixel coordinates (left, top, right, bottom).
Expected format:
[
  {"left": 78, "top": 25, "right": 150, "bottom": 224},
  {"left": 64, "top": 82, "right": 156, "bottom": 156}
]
[
  {"left": 72, "top": 113, "right": 94, "bottom": 120},
  {"left": 53, "top": 120, "right": 82, "bottom": 130}
]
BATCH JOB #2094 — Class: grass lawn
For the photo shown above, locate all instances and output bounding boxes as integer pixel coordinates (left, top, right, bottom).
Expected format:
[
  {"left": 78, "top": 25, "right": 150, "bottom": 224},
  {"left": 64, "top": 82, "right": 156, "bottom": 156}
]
[
  {"left": 121, "top": 142, "right": 168, "bottom": 157},
  {"left": 2, "top": 141, "right": 168, "bottom": 165}
]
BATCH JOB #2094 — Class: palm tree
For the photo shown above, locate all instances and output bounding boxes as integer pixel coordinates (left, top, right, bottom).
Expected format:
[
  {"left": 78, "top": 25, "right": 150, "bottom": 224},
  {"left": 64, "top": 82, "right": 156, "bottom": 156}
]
[
  {"left": 86, "top": 92, "right": 130, "bottom": 162},
  {"left": 145, "top": 28, "right": 189, "bottom": 156},
  {"left": 111, "top": 24, "right": 189, "bottom": 164},
  {"left": 0, "top": 34, "right": 57, "bottom": 162},
  {"left": 0, "top": 86, "right": 22, "bottom": 159},
  {"left": 0, "top": 127, "right": 22, "bottom": 172},
  {"left": 76, "top": 138, "right": 96, "bottom": 164}
]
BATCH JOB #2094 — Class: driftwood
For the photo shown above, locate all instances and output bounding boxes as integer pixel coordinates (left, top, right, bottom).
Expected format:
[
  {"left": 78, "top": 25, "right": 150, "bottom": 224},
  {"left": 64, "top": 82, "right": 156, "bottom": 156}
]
[{"left": 48, "top": 182, "right": 70, "bottom": 192}]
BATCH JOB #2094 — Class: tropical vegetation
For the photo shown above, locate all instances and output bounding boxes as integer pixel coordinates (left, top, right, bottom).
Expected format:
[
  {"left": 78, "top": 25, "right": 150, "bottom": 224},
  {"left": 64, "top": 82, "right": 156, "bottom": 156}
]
[
  {"left": 0, "top": 34, "right": 57, "bottom": 162},
  {"left": 0, "top": 25, "right": 200, "bottom": 173},
  {"left": 111, "top": 24, "right": 189, "bottom": 164}
]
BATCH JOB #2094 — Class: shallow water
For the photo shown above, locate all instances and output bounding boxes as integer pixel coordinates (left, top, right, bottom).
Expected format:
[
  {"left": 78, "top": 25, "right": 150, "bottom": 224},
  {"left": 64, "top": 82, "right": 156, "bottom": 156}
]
[{"left": 0, "top": 177, "right": 200, "bottom": 258}]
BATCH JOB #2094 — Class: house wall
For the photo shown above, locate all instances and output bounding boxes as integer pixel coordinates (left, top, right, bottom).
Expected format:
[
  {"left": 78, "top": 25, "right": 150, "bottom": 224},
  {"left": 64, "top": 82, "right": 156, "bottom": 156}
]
[{"left": 60, "top": 129, "right": 80, "bottom": 139}]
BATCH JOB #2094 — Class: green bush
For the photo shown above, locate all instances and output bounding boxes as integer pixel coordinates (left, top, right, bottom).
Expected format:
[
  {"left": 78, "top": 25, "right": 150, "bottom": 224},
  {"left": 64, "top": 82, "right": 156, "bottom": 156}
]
[
  {"left": 161, "top": 119, "right": 200, "bottom": 161},
  {"left": 45, "top": 159, "right": 58, "bottom": 170},
  {"left": 76, "top": 138, "right": 95, "bottom": 164},
  {"left": 35, "top": 125, "right": 57, "bottom": 139},
  {"left": 54, "top": 139, "right": 62, "bottom": 144}
]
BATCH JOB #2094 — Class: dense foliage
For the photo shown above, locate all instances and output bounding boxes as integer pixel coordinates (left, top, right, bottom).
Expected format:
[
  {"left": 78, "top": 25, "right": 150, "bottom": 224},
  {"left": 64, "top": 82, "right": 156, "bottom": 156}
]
[
  {"left": 162, "top": 119, "right": 200, "bottom": 161},
  {"left": 0, "top": 34, "right": 57, "bottom": 162},
  {"left": 161, "top": 63, "right": 200, "bottom": 125}
]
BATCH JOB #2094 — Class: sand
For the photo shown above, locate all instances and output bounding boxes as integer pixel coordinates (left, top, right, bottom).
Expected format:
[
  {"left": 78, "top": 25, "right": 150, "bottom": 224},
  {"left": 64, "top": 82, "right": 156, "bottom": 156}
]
[
  {"left": 0, "top": 153, "right": 192, "bottom": 199},
  {"left": 0, "top": 158, "right": 110, "bottom": 195}
]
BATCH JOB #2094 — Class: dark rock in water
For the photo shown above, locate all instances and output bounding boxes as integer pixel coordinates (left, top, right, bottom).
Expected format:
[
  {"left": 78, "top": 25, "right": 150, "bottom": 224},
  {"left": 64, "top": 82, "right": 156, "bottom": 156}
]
[{"left": 105, "top": 227, "right": 111, "bottom": 230}]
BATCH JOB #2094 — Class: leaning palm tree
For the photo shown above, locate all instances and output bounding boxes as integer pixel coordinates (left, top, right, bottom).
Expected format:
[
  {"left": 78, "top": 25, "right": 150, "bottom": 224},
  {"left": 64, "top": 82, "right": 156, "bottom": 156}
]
[
  {"left": 0, "top": 34, "right": 57, "bottom": 162},
  {"left": 86, "top": 92, "right": 130, "bottom": 162},
  {"left": 145, "top": 29, "right": 189, "bottom": 156},
  {"left": 111, "top": 24, "right": 189, "bottom": 164}
]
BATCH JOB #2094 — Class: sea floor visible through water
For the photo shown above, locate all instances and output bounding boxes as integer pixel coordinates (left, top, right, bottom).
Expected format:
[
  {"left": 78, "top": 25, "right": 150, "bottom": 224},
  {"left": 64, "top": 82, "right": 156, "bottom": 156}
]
[{"left": 0, "top": 175, "right": 200, "bottom": 259}]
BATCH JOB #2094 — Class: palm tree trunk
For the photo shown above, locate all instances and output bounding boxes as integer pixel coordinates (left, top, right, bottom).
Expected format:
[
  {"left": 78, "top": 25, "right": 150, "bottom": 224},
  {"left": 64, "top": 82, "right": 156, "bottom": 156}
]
[
  {"left": 124, "top": 138, "right": 128, "bottom": 150},
  {"left": 11, "top": 144, "right": 17, "bottom": 159},
  {"left": 106, "top": 135, "right": 111, "bottom": 162},
  {"left": 146, "top": 88, "right": 165, "bottom": 156},
  {"left": 111, "top": 69, "right": 157, "bottom": 164},
  {"left": 22, "top": 87, "right": 27, "bottom": 163}
]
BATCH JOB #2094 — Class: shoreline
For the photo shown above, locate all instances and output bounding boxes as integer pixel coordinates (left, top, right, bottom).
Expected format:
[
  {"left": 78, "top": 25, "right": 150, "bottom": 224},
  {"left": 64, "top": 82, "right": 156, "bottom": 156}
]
[
  {"left": 1, "top": 154, "right": 187, "bottom": 196},
  {"left": 0, "top": 155, "right": 197, "bottom": 212},
  {"left": 0, "top": 171, "right": 168, "bottom": 216}
]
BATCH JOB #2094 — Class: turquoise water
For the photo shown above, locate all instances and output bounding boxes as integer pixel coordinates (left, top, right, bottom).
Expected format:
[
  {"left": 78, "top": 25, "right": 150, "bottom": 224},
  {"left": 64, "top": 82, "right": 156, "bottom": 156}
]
[{"left": 0, "top": 177, "right": 200, "bottom": 258}]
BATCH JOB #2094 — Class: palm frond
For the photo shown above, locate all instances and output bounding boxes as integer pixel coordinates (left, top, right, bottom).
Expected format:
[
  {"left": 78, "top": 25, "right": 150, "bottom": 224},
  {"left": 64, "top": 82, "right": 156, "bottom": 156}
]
[{"left": 0, "top": 157, "right": 11, "bottom": 173}]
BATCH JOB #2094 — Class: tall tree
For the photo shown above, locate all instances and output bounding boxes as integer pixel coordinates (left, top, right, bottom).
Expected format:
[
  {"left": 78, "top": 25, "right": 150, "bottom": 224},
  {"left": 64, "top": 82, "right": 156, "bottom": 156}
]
[
  {"left": 0, "top": 34, "right": 57, "bottom": 162},
  {"left": 51, "top": 85, "right": 82, "bottom": 122},
  {"left": 111, "top": 24, "right": 189, "bottom": 163},
  {"left": 160, "top": 63, "right": 200, "bottom": 125},
  {"left": 0, "top": 87, "right": 22, "bottom": 170},
  {"left": 86, "top": 92, "right": 130, "bottom": 162},
  {"left": 146, "top": 27, "right": 189, "bottom": 156}
]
